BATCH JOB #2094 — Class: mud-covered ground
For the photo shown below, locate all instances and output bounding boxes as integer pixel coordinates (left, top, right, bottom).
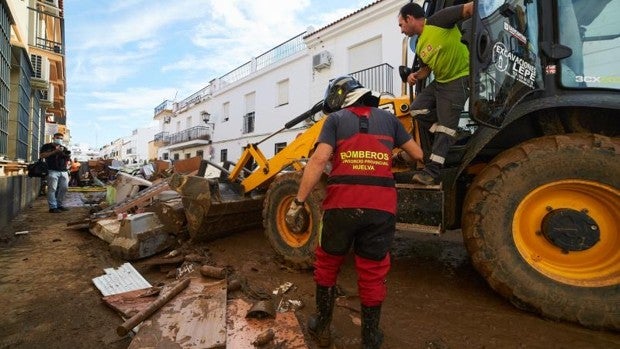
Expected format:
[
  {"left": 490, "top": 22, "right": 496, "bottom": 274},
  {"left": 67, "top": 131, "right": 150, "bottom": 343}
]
[{"left": 0, "top": 193, "right": 618, "bottom": 349}]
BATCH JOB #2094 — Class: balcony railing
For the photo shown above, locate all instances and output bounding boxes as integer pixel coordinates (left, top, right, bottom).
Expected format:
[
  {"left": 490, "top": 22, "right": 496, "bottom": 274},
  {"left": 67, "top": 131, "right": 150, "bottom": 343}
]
[
  {"left": 165, "top": 126, "right": 211, "bottom": 146},
  {"left": 220, "top": 32, "right": 306, "bottom": 85},
  {"left": 176, "top": 87, "right": 210, "bottom": 112},
  {"left": 154, "top": 131, "right": 169, "bottom": 145},
  {"left": 28, "top": 6, "right": 64, "bottom": 55},
  {"left": 255, "top": 32, "right": 306, "bottom": 70},
  {"left": 350, "top": 63, "right": 394, "bottom": 95},
  {"left": 154, "top": 100, "right": 174, "bottom": 116}
]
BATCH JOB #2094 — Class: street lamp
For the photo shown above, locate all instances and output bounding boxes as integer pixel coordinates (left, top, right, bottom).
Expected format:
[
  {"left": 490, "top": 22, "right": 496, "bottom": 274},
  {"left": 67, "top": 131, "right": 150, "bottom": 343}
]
[{"left": 201, "top": 111, "right": 215, "bottom": 130}]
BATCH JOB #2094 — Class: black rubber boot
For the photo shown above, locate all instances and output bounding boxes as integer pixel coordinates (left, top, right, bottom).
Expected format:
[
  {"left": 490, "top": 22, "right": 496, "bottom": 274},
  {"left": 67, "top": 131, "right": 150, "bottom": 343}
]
[
  {"left": 361, "top": 305, "right": 384, "bottom": 349},
  {"left": 307, "top": 284, "right": 335, "bottom": 347}
]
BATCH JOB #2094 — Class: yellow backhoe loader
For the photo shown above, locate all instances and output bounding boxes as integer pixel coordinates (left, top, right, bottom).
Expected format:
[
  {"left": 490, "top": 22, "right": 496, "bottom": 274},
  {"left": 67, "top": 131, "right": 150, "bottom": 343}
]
[{"left": 170, "top": 0, "right": 619, "bottom": 331}]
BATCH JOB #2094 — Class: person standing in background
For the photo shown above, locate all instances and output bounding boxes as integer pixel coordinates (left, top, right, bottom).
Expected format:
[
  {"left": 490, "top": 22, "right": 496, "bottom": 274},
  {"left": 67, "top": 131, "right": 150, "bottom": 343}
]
[
  {"left": 40, "top": 133, "right": 71, "bottom": 213},
  {"left": 69, "top": 158, "right": 81, "bottom": 187}
]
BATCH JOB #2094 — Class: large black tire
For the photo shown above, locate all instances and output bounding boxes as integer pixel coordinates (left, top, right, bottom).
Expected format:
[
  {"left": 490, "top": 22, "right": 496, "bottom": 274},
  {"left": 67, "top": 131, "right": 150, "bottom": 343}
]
[
  {"left": 262, "top": 172, "right": 326, "bottom": 269},
  {"left": 462, "top": 134, "right": 620, "bottom": 330}
]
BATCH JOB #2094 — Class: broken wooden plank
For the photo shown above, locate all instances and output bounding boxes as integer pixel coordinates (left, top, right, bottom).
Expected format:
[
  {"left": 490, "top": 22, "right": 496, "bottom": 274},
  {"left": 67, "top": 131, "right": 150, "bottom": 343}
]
[
  {"left": 118, "top": 278, "right": 190, "bottom": 336},
  {"left": 135, "top": 255, "right": 185, "bottom": 267},
  {"left": 112, "top": 182, "right": 170, "bottom": 215},
  {"left": 91, "top": 179, "right": 171, "bottom": 219},
  {"left": 226, "top": 298, "right": 308, "bottom": 348},
  {"left": 67, "top": 218, "right": 92, "bottom": 226},
  {"left": 102, "top": 287, "right": 161, "bottom": 318},
  {"left": 128, "top": 278, "right": 227, "bottom": 349}
]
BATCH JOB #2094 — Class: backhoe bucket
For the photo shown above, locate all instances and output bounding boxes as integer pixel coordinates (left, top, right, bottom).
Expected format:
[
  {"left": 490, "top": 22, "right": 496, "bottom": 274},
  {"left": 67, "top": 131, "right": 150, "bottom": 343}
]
[{"left": 169, "top": 173, "right": 264, "bottom": 241}]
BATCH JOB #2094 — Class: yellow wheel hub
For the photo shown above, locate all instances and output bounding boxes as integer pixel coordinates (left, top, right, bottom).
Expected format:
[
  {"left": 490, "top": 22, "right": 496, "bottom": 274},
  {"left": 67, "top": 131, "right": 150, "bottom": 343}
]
[{"left": 513, "top": 180, "right": 620, "bottom": 287}]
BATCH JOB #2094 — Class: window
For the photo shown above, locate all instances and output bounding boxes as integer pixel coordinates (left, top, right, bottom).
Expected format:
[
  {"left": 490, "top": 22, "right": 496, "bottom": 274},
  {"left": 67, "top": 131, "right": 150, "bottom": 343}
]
[
  {"left": 185, "top": 153, "right": 191, "bottom": 159},
  {"left": 176, "top": 120, "right": 181, "bottom": 132},
  {"left": 471, "top": 0, "right": 541, "bottom": 127},
  {"left": 558, "top": 0, "right": 620, "bottom": 89},
  {"left": 277, "top": 79, "right": 289, "bottom": 106},
  {"left": 274, "top": 142, "right": 287, "bottom": 155},
  {"left": 244, "top": 92, "right": 255, "bottom": 133},
  {"left": 173, "top": 153, "right": 179, "bottom": 160},
  {"left": 243, "top": 112, "right": 255, "bottom": 134},
  {"left": 220, "top": 149, "right": 228, "bottom": 162},
  {"left": 222, "top": 102, "right": 230, "bottom": 122},
  {"left": 196, "top": 150, "right": 204, "bottom": 158},
  {"left": 162, "top": 153, "right": 169, "bottom": 160},
  {"left": 245, "top": 92, "right": 255, "bottom": 112},
  {"left": 348, "top": 37, "right": 382, "bottom": 74},
  {"left": 186, "top": 116, "right": 192, "bottom": 129}
]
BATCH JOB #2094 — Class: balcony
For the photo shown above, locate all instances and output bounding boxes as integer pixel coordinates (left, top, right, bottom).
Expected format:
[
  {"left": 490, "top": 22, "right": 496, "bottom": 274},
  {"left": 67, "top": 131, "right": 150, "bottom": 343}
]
[
  {"left": 155, "top": 127, "right": 212, "bottom": 150},
  {"left": 350, "top": 63, "right": 394, "bottom": 95},
  {"left": 176, "top": 88, "right": 210, "bottom": 112},
  {"left": 154, "top": 100, "right": 174, "bottom": 117},
  {"left": 219, "top": 32, "right": 306, "bottom": 86},
  {"left": 28, "top": 5, "right": 64, "bottom": 54},
  {"left": 154, "top": 131, "right": 169, "bottom": 146}
]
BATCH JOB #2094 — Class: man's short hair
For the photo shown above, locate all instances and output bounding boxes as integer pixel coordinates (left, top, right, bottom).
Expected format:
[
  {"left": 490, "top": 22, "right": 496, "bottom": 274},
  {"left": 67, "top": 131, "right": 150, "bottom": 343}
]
[
  {"left": 53, "top": 132, "right": 64, "bottom": 138},
  {"left": 399, "top": 2, "right": 425, "bottom": 19}
]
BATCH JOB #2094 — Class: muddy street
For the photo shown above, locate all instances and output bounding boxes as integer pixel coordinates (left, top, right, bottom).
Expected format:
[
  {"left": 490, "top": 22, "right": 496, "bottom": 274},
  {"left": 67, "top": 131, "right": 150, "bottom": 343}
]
[{"left": 0, "top": 196, "right": 618, "bottom": 349}]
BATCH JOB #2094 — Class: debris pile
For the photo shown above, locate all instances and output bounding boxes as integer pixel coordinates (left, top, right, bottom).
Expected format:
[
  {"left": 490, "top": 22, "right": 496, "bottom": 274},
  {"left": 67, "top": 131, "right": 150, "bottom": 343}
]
[
  {"left": 93, "top": 256, "right": 307, "bottom": 347},
  {"left": 73, "top": 156, "right": 308, "bottom": 347}
]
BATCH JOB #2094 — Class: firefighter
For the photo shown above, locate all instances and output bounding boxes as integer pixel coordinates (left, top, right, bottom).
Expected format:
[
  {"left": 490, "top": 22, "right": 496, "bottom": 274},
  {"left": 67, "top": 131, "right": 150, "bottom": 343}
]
[
  {"left": 398, "top": 1, "right": 474, "bottom": 185},
  {"left": 286, "top": 76, "right": 423, "bottom": 348}
]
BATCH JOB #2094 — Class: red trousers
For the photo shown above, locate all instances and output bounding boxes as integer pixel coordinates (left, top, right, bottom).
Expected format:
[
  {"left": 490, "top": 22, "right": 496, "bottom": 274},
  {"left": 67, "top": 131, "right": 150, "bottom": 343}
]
[{"left": 313, "top": 246, "right": 390, "bottom": 307}]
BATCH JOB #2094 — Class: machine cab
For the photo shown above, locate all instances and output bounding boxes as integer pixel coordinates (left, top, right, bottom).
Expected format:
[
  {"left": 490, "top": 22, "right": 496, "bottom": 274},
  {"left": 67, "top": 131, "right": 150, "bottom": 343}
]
[{"left": 469, "top": 0, "right": 620, "bottom": 127}]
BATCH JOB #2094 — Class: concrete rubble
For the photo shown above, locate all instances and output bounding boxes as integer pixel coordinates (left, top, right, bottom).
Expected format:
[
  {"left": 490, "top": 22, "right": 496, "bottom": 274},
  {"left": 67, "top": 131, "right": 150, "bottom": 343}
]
[
  {"left": 71, "top": 156, "right": 199, "bottom": 260},
  {"left": 76, "top": 154, "right": 266, "bottom": 260},
  {"left": 109, "top": 212, "right": 173, "bottom": 261}
]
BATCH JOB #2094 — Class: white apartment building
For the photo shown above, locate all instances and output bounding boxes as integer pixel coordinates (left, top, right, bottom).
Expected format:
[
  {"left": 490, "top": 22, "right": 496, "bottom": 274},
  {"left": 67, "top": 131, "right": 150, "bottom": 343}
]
[
  {"left": 154, "top": 0, "right": 411, "bottom": 164},
  {"left": 101, "top": 126, "right": 157, "bottom": 164}
]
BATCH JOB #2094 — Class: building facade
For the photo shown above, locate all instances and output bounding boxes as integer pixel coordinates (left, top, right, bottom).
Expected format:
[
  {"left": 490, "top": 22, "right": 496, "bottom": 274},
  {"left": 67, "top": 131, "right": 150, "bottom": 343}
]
[
  {"left": 152, "top": 0, "right": 409, "bottom": 165},
  {"left": 0, "top": 0, "right": 66, "bottom": 230},
  {"left": 100, "top": 125, "right": 156, "bottom": 165}
]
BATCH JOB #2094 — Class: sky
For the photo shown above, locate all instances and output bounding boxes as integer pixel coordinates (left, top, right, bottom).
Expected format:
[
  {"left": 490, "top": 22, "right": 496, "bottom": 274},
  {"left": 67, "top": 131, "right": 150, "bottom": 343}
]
[{"left": 64, "top": 0, "right": 376, "bottom": 149}]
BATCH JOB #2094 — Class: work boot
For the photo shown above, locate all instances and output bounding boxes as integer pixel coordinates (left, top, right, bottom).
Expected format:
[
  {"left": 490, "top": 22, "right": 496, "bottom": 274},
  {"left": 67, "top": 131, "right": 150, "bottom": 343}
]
[
  {"left": 361, "top": 305, "right": 384, "bottom": 349},
  {"left": 412, "top": 161, "right": 440, "bottom": 185},
  {"left": 307, "top": 284, "right": 335, "bottom": 347},
  {"left": 411, "top": 171, "right": 437, "bottom": 185}
]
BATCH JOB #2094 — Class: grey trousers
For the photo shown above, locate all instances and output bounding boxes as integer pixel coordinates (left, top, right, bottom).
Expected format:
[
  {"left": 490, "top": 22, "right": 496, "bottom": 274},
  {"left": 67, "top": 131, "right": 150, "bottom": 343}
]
[{"left": 410, "top": 76, "right": 469, "bottom": 176}]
